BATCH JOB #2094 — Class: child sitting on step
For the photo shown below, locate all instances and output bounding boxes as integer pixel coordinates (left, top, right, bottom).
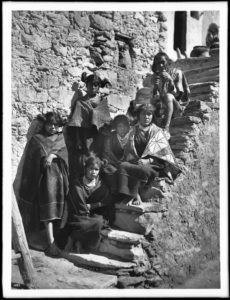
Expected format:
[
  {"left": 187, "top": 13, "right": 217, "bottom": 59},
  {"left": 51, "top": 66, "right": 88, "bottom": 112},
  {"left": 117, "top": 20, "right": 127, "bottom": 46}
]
[
  {"left": 55, "top": 153, "right": 115, "bottom": 254},
  {"left": 102, "top": 114, "right": 130, "bottom": 194}
]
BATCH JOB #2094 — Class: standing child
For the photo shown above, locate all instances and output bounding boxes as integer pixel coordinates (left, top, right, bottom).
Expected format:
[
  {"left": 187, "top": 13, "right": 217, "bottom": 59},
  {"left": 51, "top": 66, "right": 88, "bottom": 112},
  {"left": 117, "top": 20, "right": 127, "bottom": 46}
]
[
  {"left": 16, "top": 112, "right": 69, "bottom": 257},
  {"left": 65, "top": 72, "right": 112, "bottom": 182}
]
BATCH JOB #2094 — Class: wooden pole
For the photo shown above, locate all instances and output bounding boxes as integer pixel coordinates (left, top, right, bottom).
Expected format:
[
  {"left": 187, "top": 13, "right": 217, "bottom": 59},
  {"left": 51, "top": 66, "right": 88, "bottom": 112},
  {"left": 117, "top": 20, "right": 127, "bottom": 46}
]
[{"left": 12, "top": 191, "right": 37, "bottom": 289}]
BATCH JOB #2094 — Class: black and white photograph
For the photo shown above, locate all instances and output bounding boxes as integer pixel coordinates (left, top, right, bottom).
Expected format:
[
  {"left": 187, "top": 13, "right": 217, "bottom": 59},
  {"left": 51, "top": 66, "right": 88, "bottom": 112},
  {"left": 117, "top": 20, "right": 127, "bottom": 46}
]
[{"left": 2, "top": 1, "right": 228, "bottom": 298}]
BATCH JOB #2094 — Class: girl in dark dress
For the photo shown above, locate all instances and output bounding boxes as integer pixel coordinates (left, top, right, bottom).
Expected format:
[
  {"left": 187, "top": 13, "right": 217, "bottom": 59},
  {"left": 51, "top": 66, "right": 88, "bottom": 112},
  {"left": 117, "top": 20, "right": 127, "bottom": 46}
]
[
  {"left": 55, "top": 154, "right": 115, "bottom": 254},
  {"left": 16, "top": 112, "right": 69, "bottom": 256}
]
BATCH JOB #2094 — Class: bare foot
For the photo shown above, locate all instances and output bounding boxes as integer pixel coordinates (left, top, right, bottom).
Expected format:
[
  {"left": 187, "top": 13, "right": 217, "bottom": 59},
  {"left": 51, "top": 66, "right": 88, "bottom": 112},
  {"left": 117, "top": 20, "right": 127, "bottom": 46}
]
[
  {"left": 128, "top": 194, "right": 143, "bottom": 206},
  {"left": 45, "top": 242, "right": 62, "bottom": 258}
]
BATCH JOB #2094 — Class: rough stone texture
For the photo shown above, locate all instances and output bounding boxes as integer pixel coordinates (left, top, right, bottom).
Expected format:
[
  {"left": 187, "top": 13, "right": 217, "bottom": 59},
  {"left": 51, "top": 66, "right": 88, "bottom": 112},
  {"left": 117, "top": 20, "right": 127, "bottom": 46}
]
[
  {"left": 98, "top": 240, "right": 149, "bottom": 263},
  {"left": 101, "top": 228, "right": 146, "bottom": 245},
  {"left": 12, "top": 250, "right": 118, "bottom": 289},
  {"left": 114, "top": 209, "right": 161, "bottom": 235},
  {"left": 62, "top": 252, "right": 136, "bottom": 271},
  {"left": 12, "top": 10, "right": 165, "bottom": 178}
]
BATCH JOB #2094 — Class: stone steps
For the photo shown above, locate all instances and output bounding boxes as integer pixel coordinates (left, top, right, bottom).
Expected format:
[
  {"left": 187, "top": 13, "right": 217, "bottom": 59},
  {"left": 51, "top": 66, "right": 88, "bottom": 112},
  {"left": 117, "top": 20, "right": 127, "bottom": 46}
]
[
  {"left": 113, "top": 201, "right": 168, "bottom": 235},
  {"left": 62, "top": 251, "right": 137, "bottom": 274}
]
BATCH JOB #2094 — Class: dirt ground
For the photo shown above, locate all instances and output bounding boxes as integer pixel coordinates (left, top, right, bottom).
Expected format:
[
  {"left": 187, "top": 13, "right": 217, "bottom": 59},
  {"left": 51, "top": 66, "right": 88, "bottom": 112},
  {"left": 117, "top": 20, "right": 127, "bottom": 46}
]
[{"left": 11, "top": 248, "right": 220, "bottom": 291}]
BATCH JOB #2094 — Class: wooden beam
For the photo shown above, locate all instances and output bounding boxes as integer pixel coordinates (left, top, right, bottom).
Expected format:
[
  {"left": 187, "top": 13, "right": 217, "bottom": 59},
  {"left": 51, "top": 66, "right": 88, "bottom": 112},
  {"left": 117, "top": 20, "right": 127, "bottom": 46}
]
[{"left": 12, "top": 191, "right": 37, "bottom": 289}]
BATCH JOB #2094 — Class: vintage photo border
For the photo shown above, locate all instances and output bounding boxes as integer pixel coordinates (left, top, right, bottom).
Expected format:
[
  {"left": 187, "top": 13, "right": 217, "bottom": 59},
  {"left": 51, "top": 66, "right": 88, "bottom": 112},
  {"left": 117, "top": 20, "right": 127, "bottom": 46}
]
[{"left": 2, "top": 1, "right": 228, "bottom": 298}]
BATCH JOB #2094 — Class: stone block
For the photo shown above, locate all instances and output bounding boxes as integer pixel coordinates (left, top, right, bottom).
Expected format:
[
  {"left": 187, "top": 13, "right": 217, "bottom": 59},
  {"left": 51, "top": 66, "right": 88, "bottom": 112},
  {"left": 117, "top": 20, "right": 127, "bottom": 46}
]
[
  {"left": 117, "top": 275, "right": 146, "bottom": 288},
  {"left": 98, "top": 240, "right": 148, "bottom": 262},
  {"left": 134, "top": 12, "right": 145, "bottom": 25},
  {"left": 52, "top": 44, "right": 67, "bottom": 57},
  {"left": 62, "top": 252, "right": 136, "bottom": 270},
  {"left": 21, "top": 33, "right": 51, "bottom": 51},
  {"left": 101, "top": 228, "right": 145, "bottom": 246},
  {"left": 36, "top": 90, "right": 48, "bottom": 103},
  {"left": 18, "top": 86, "right": 36, "bottom": 102},
  {"left": 107, "top": 93, "right": 129, "bottom": 113},
  {"left": 67, "top": 29, "right": 91, "bottom": 47},
  {"left": 103, "top": 55, "right": 113, "bottom": 63},
  {"left": 15, "top": 47, "right": 34, "bottom": 60},
  {"left": 113, "top": 203, "right": 164, "bottom": 235},
  {"left": 48, "top": 87, "right": 74, "bottom": 108},
  {"left": 170, "top": 124, "right": 200, "bottom": 137},
  {"left": 40, "top": 74, "right": 59, "bottom": 89},
  {"left": 74, "top": 12, "right": 90, "bottom": 30},
  {"left": 67, "top": 66, "right": 83, "bottom": 77},
  {"left": 170, "top": 116, "right": 202, "bottom": 127},
  {"left": 39, "top": 54, "right": 63, "bottom": 69},
  {"left": 185, "top": 67, "right": 219, "bottom": 85},
  {"left": 173, "top": 56, "right": 219, "bottom": 73},
  {"left": 189, "top": 82, "right": 218, "bottom": 96},
  {"left": 47, "top": 13, "right": 71, "bottom": 27},
  {"left": 89, "top": 14, "right": 113, "bottom": 31}
]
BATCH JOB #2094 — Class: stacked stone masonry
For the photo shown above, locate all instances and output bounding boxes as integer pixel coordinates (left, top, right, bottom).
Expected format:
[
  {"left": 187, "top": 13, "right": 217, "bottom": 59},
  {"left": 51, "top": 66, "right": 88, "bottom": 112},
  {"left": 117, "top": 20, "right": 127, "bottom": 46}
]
[{"left": 12, "top": 10, "right": 168, "bottom": 177}]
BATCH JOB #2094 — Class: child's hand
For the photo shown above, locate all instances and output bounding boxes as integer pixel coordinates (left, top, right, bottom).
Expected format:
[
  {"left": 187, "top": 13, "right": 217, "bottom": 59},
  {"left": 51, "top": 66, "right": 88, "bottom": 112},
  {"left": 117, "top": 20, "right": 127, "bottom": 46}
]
[
  {"left": 161, "top": 71, "right": 172, "bottom": 81},
  {"left": 86, "top": 204, "right": 91, "bottom": 210},
  {"left": 44, "top": 154, "right": 57, "bottom": 167},
  {"left": 138, "top": 158, "right": 152, "bottom": 166}
]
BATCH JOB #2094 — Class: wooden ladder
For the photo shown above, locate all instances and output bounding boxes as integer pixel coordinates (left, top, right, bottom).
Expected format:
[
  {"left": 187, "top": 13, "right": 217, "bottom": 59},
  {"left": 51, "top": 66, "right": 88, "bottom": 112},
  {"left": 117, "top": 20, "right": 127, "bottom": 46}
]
[{"left": 12, "top": 190, "right": 37, "bottom": 289}]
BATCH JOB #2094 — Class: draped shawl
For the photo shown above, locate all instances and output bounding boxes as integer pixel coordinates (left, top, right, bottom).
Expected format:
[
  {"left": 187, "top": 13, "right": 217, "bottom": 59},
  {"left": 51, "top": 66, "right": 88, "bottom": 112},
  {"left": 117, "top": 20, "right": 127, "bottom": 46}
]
[
  {"left": 124, "top": 124, "right": 182, "bottom": 179},
  {"left": 17, "top": 133, "right": 69, "bottom": 232}
]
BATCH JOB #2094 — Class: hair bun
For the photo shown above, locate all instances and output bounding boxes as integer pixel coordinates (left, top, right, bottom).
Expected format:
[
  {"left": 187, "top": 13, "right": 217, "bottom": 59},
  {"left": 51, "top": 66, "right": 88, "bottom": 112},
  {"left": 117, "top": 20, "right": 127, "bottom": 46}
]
[{"left": 81, "top": 72, "right": 88, "bottom": 83}]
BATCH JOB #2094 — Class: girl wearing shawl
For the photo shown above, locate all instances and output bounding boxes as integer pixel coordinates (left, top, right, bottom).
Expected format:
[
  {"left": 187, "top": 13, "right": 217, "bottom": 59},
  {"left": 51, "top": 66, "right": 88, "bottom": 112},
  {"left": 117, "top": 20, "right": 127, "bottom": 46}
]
[
  {"left": 102, "top": 114, "right": 130, "bottom": 194},
  {"left": 65, "top": 72, "right": 112, "bottom": 181},
  {"left": 55, "top": 154, "right": 115, "bottom": 253},
  {"left": 117, "top": 104, "right": 182, "bottom": 206},
  {"left": 17, "top": 112, "right": 69, "bottom": 257},
  {"left": 149, "top": 52, "right": 190, "bottom": 135}
]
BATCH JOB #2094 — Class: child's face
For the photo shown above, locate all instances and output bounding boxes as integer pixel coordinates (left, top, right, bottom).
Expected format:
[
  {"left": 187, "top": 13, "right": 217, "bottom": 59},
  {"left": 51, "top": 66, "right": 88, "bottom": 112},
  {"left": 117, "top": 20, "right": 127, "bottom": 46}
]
[
  {"left": 116, "top": 123, "right": 129, "bottom": 138},
  {"left": 86, "top": 80, "right": 100, "bottom": 96},
  {"left": 139, "top": 110, "right": 153, "bottom": 127},
  {"left": 85, "top": 164, "right": 100, "bottom": 180},
  {"left": 44, "top": 122, "right": 58, "bottom": 136},
  {"left": 154, "top": 56, "right": 167, "bottom": 73}
]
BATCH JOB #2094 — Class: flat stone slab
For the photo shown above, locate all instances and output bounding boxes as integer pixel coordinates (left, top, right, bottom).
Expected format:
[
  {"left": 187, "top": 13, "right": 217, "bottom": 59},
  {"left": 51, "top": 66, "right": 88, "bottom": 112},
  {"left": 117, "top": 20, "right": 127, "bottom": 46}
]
[
  {"left": 101, "top": 228, "right": 145, "bottom": 245},
  {"left": 98, "top": 239, "right": 149, "bottom": 263},
  {"left": 115, "top": 202, "right": 168, "bottom": 213},
  {"left": 62, "top": 252, "right": 136, "bottom": 270}
]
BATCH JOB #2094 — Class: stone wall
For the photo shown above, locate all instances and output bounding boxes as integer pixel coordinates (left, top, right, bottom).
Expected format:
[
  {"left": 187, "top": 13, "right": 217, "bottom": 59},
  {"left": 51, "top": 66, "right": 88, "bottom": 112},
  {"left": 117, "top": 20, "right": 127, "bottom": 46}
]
[{"left": 11, "top": 10, "right": 168, "bottom": 178}]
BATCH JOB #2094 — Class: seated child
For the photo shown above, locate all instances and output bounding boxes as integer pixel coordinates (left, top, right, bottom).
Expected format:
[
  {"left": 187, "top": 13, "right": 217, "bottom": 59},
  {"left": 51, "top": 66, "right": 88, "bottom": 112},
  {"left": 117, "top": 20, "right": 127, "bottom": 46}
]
[
  {"left": 140, "top": 52, "right": 190, "bottom": 137},
  {"left": 55, "top": 153, "right": 115, "bottom": 254},
  {"left": 116, "top": 103, "right": 182, "bottom": 206},
  {"left": 102, "top": 114, "right": 130, "bottom": 194}
]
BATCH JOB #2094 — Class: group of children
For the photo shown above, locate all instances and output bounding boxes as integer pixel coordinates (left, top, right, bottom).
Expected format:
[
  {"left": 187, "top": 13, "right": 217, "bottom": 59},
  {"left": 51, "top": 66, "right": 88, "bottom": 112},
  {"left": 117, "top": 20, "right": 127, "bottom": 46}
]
[{"left": 15, "top": 51, "right": 189, "bottom": 257}]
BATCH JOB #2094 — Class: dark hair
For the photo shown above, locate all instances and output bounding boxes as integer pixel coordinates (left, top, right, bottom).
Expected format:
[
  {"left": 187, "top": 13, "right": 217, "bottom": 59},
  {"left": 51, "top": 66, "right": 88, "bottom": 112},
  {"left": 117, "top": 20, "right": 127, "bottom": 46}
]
[
  {"left": 81, "top": 72, "right": 111, "bottom": 88},
  {"left": 83, "top": 152, "right": 107, "bottom": 171},
  {"left": 151, "top": 52, "right": 172, "bottom": 73},
  {"left": 208, "top": 23, "right": 219, "bottom": 35},
  {"left": 37, "top": 112, "right": 62, "bottom": 126},
  {"left": 112, "top": 114, "right": 130, "bottom": 129},
  {"left": 136, "top": 104, "right": 155, "bottom": 120}
]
